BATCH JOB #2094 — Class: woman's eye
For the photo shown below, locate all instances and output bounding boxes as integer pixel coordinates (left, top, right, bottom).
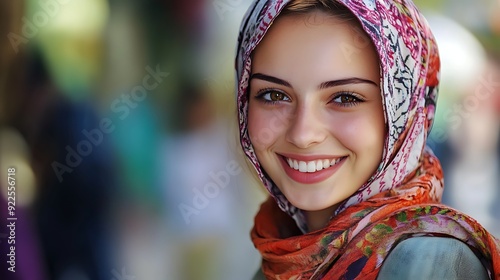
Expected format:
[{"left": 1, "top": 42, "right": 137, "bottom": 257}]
[
  {"left": 256, "top": 90, "right": 290, "bottom": 103},
  {"left": 331, "top": 93, "right": 363, "bottom": 106},
  {"left": 269, "top": 91, "right": 287, "bottom": 101}
]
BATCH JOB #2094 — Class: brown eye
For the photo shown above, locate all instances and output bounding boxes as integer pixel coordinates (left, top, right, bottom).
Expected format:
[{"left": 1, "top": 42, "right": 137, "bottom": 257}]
[
  {"left": 331, "top": 92, "right": 363, "bottom": 107},
  {"left": 270, "top": 91, "right": 286, "bottom": 101},
  {"left": 256, "top": 89, "right": 290, "bottom": 103},
  {"left": 340, "top": 95, "right": 357, "bottom": 103}
]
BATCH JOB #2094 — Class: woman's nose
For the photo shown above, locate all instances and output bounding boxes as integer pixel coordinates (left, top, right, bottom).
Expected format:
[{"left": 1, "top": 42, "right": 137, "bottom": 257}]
[{"left": 285, "top": 104, "right": 327, "bottom": 149}]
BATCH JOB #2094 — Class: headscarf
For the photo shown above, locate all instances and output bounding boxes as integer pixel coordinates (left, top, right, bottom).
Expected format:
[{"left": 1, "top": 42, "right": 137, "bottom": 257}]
[{"left": 235, "top": 0, "right": 500, "bottom": 279}]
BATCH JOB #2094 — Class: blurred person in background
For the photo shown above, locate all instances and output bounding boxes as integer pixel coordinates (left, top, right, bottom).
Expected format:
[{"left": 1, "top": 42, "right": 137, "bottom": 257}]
[
  {"left": 427, "top": 14, "right": 500, "bottom": 238},
  {"left": 437, "top": 58, "right": 500, "bottom": 237},
  {"left": 28, "top": 53, "right": 116, "bottom": 280},
  {"left": 161, "top": 84, "right": 263, "bottom": 279}
]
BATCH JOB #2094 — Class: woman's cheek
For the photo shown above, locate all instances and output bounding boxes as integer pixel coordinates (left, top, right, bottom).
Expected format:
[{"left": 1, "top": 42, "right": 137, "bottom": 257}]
[
  {"left": 330, "top": 113, "right": 381, "bottom": 151},
  {"left": 249, "top": 102, "right": 295, "bottom": 148},
  {"left": 249, "top": 107, "right": 279, "bottom": 148}
]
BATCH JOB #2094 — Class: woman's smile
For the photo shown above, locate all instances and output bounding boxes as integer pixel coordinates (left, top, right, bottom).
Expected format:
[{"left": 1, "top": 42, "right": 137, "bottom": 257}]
[
  {"left": 283, "top": 155, "right": 346, "bottom": 173},
  {"left": 279, "top": 153, "right": 348, "bottom": 184}
]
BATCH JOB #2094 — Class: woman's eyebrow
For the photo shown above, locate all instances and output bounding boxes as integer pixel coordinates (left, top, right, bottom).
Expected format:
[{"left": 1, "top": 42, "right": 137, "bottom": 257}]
[
  {"left": 250, "top": 73, "right": 377, "bottom": 89},
  {"left": 319, "top": 78, "right": 378, "bottom": 89},
  {"left": 250, "top": 73, "right": 292, "bottom": 87}
]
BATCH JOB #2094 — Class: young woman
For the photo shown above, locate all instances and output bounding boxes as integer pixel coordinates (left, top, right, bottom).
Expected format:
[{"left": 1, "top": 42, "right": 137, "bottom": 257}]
[{"left": 235, "top": 0, "right": 500, "bottom": 279}]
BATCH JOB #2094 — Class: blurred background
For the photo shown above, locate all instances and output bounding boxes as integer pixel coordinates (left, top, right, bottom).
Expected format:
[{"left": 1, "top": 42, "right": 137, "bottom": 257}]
[{"left": 0, "top": 0, "right": 498, "bottom": 279}]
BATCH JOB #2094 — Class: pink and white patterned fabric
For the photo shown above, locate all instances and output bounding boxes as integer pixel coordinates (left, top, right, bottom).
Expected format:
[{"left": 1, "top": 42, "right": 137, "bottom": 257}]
[{"left": 235, "top": 0, "right": 441, "bottom": 232}]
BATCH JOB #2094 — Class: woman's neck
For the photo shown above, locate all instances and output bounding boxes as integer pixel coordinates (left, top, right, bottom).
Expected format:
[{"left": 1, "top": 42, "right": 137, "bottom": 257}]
[{"left": 305, "top": 205, "right": 338, "bottom": 232}]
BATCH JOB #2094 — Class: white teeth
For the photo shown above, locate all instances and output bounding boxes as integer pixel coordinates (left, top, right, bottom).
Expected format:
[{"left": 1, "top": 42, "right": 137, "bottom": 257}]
[
  {"left": 330, "top": 158, "right": 343, "bottom": 166},
  {"left": 316, "top": 160, "right": 323, "bottom": 170},
  {"left": 298, "top": 161, "right": 307, "bottom": 172},
  {"left": 307, "top": 161, "right": 316, "bottom": 172},
  {"left": 285, "top": 157, "right": 344, "bottom": 173}
]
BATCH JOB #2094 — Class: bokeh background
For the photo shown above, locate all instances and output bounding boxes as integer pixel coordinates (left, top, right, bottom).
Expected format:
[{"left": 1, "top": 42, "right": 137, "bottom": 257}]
[{"left": 0, "top": 0, "right": 499, "bottom": 279}]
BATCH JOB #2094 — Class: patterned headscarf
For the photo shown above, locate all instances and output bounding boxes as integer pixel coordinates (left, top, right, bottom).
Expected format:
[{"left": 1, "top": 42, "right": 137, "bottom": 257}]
[{"left": 236, "top": 0, "right": 500, "bottom": 279}]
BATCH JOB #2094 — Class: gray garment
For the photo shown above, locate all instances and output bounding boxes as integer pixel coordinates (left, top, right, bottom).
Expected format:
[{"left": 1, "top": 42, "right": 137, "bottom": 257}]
[
  {"left": 253, "top": 237, "right": 488, "bottom": 279},
  {"left": 378, "top": 237, "right": 488, "bottom": 280},
  {"left": 253, "top": 268, "right": 266, "bottom": 280}
]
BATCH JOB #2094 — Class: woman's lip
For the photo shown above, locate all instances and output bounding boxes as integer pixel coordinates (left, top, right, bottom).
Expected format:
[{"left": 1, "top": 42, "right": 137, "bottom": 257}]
[
  {"left": 278, "top": 152, "right": 345, "bottom": 161},
  {"left": 278, "top": 155, "right": 346, "bottom": 184}
]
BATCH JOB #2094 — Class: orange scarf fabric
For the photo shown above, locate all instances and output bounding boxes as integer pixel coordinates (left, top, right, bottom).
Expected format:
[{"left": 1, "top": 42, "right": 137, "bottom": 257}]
[{"left": 251, "top": 152, "right": 500, "bottom": 279}]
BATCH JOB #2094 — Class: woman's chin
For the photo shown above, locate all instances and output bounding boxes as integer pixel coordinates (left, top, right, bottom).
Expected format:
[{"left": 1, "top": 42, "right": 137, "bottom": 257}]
[{"left": 287, "top": 197, "right": 340, "bottom": 212}]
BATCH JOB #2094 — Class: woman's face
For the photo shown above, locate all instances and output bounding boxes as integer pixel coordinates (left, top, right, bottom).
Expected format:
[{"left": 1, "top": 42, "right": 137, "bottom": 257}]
[{"left": 248, "top": 11, "right": 385, "bottom": 212}]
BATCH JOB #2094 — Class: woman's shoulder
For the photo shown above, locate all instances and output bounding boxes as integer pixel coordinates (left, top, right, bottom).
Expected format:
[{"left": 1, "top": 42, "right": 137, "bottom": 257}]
[{"left": 378, "top": 236, "right": 489, "bottom": 279}]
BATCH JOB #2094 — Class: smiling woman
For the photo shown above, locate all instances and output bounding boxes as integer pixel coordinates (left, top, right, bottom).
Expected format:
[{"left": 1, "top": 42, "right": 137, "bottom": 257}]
[{"left": 235, "top": 0, "right": 500, "bottom": 279}]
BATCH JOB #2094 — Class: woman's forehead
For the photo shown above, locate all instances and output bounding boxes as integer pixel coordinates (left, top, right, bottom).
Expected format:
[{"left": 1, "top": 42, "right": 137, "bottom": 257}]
[{"left": 251, "top": 11, "right": 380, "bottom": 87}]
